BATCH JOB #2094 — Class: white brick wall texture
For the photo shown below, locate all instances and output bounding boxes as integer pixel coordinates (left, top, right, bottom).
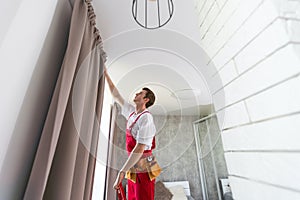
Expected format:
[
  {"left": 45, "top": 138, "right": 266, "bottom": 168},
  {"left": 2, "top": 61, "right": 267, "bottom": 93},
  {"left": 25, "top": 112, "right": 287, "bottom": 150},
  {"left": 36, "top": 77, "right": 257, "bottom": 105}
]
[
  {"left": 211, "top": 60, "right": 238, "bottom": 93},
  {"left": 229, "top": 176, "right": 300, "bottom": 200},
  {"left": 246, "top": 74, "right": 300, "bottom": 121},
  {"left": 201, "top": 0, "right": 242, "bottom": 50},
  {"left": 206, "top": 0, "right": 264, "bottom": 61},
  {"left": 225, "top": 152, "right": 300, "bottom": 191},
  {"left": 222, "top": 113, "right": 300, "bottom": 151},
  {"left": 194, "top": 0, "right": 300, "bottom": 199}
]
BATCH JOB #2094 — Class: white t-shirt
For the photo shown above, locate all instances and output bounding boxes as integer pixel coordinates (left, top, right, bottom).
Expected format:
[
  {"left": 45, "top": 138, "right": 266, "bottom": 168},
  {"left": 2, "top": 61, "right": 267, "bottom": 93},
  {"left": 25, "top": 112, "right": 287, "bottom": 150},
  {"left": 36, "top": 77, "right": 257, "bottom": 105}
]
[{"left": 121, "top": 101, "right": 156, "bottom": 150}]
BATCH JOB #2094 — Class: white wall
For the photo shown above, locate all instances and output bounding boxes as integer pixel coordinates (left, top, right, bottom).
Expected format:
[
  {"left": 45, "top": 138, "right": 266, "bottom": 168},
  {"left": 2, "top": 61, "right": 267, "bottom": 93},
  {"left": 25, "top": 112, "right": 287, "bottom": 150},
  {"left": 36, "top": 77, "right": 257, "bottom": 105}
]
[
  {"left": 0, "top": 0, "right": 72, "bottom": 199},
  {"left": 0, "top": 0, "right": 23, "bottom": 46},
  {"left": 194, "top": 0, "right": 300, "bottom": 199}
]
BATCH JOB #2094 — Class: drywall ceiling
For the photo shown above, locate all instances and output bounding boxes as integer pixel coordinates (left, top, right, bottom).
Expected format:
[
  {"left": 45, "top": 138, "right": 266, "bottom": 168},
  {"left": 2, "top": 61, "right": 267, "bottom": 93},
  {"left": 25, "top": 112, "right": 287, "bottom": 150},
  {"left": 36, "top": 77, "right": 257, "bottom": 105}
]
[{"left": 93, "top": 0, "right": 213, "bottom": 116}]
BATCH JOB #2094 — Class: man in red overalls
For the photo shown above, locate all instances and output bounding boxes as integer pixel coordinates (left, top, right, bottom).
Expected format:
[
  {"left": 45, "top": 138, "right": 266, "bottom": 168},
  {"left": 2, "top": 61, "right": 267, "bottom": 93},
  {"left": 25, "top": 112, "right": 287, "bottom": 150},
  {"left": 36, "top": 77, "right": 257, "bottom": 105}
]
[{"left": 104, "top": 70, "right": 157, "bottom": 200}]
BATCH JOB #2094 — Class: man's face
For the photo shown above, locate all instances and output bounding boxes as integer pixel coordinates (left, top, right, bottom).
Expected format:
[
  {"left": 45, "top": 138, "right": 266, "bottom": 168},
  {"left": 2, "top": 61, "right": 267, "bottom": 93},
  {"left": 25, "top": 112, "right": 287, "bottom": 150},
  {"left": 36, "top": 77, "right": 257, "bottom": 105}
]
[{"left": 133, "top": 90, "right": 148, "bottom": 105}]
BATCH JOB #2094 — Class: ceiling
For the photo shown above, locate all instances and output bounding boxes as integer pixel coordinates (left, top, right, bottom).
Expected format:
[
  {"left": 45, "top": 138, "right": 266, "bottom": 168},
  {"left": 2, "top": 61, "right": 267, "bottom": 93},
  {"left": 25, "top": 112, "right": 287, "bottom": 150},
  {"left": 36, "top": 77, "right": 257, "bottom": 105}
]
[{"left": 93, "top": 0, "right": 213, "bottom": 116}]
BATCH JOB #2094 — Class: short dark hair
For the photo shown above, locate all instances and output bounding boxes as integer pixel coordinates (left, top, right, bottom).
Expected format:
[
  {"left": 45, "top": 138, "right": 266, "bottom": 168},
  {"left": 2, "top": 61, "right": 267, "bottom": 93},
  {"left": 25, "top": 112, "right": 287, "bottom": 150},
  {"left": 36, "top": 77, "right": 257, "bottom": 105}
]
[{"left": 142, "top": 87, "right": 155, "bottom": 108}]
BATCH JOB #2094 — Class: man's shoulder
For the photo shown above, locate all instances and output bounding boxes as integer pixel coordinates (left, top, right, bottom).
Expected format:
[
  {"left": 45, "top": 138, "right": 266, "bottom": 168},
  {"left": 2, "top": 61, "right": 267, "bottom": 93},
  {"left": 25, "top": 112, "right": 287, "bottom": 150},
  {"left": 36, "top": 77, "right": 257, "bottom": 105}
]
[{"left": 139, "top": 111, "right": 154, "bottom": 120}]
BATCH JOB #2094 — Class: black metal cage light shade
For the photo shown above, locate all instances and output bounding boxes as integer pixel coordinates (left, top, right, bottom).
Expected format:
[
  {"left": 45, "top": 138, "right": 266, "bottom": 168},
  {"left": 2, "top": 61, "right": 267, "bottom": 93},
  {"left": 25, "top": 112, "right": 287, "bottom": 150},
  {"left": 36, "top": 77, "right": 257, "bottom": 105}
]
[{"left": 132, "top": 0, "right": 174, "bottom": 29}]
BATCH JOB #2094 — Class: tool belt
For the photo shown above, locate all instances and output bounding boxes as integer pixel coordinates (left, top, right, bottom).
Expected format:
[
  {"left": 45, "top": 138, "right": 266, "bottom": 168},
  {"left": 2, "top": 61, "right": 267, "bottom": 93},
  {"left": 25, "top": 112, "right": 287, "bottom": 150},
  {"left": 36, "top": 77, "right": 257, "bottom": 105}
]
[{"left": 126, "top": 155, "right": 161, "bottom": 183}]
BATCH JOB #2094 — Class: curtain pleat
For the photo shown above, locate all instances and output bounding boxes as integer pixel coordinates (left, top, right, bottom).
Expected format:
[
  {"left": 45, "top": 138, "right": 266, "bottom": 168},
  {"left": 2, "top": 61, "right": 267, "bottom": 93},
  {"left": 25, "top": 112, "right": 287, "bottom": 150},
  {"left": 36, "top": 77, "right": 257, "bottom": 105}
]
[{"left": 24, "top": 0, "right": 106, "bottom": 199}]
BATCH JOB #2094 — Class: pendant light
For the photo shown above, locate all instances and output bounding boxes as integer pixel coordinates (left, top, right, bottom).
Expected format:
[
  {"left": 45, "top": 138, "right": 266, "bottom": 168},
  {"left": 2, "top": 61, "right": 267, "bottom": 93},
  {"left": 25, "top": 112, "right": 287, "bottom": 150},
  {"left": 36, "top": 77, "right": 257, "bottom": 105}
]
[{"left": 132, "top": 0, "right": 174, "bottom": 29}]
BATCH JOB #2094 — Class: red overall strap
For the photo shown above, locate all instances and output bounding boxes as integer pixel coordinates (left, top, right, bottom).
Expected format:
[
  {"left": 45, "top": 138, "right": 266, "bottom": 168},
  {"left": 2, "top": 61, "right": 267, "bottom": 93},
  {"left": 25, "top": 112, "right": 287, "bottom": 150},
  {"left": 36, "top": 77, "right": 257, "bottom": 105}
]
[
  {"left": 128, "top": 110, "right": 150, "bottom": 130},
  {"left": 126, "top": 112, "right": 156, "bottom": 200},
  {"left": 126, "top": 110, "right": 156, "bottom": 152}
]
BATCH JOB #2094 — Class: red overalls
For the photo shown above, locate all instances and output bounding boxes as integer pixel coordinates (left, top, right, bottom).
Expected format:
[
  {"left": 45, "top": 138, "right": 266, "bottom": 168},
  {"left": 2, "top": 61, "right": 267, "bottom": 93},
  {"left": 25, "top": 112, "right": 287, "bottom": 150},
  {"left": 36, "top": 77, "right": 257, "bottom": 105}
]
[{"left": 126, "top": 111, "right": 156, "bottom": 200}]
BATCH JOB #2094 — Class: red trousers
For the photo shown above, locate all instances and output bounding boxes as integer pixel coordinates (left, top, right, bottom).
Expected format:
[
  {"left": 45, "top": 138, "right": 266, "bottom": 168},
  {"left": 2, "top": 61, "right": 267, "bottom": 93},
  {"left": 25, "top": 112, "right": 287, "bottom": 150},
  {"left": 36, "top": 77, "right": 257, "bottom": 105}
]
[
  {"left": 127, "top": 172, "right": 155, "bottom": 200},
  {"left": 126, "top": 111, "right": 156, "bottom": 200}
]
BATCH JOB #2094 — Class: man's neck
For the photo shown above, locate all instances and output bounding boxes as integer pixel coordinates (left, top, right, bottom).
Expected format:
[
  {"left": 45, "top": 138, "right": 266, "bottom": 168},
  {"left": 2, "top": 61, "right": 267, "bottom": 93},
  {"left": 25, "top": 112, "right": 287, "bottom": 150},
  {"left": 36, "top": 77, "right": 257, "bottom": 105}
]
[{"left": 135, "top": 105, "right": 147, "bottom": 114}]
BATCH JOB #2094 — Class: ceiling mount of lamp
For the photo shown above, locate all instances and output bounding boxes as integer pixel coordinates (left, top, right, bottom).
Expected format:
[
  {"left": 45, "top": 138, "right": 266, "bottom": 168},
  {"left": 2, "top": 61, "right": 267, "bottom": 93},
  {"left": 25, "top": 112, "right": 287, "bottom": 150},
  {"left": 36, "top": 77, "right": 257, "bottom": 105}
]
[{"left": 132, "top": 0, "right": 174, "bottom": 30}]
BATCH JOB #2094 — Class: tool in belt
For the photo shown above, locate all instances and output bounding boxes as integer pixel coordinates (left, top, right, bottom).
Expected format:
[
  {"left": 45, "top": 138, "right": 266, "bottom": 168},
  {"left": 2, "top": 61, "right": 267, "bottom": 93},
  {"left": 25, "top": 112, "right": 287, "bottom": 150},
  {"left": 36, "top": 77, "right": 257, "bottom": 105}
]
[{"left": 125, "top": 111, "right": 161, "bottom": 183}]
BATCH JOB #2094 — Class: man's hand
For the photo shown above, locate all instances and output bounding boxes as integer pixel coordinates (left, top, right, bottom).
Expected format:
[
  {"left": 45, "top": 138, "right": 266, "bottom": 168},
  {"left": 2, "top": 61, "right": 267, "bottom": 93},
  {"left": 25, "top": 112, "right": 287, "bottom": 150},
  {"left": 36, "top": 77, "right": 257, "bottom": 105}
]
[
  {"left": 113, "top": 143, "right": 145, "bottom": 190},
  {"left": 113, "top": 171, "right": 125, "bottom": 190}
]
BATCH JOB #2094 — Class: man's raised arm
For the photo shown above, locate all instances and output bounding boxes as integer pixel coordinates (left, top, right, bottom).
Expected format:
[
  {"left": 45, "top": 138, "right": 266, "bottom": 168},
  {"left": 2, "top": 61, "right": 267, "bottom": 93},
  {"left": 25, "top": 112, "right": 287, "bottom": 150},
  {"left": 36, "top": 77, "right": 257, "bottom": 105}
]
[{"left": 104, "top": 68, "right": 125, "bottom": 106}]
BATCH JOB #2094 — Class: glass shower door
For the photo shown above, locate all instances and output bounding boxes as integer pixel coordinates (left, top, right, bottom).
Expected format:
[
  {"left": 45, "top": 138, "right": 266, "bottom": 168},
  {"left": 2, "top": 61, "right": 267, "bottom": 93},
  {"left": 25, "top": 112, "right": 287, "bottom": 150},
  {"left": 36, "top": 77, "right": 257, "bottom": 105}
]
[{"left": 193, "top": 116, "right": 229, "bottom": 200}]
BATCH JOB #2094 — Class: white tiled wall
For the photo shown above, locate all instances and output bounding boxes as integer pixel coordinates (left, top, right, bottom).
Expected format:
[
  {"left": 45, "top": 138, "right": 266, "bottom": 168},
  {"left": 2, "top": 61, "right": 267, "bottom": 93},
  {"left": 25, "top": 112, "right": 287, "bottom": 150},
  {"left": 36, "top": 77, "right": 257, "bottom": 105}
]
[
  {"left": 211, "top": 60, "right": 237, "bottom": 93},
  {"left": 246, "top": 75, "right": 300, "bottom": 121},
  {"left": 194, "top": 0, "right": 300, "bottom": 199},
  {"left": 222, "top": 113, "right": 300, "bottom": 151},
  {"left": 234, "top": 18, "right": 290, "bottom": 73},
  {"left": 229, "top": 176, "right": 300, "bottom": 200},
  {"left": 217, "top": 101, "right": 250, "bottom": 129},
  {"left": 205, "top": 0, "right": 264, "bottom": 60},
  {"left": 217, "top": 44, "right": 300, "bottom": 107},
  {"left": 225, "top": 152, "right": 300, "bottom": 190}
]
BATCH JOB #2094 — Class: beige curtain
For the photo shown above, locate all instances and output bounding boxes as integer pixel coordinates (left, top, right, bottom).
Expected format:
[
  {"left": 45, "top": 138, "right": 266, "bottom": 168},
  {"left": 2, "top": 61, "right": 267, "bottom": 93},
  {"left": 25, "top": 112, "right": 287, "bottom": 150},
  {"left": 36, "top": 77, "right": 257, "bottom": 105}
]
[{"left": 24, "top": 0, "right": 106, "bottom": 199}]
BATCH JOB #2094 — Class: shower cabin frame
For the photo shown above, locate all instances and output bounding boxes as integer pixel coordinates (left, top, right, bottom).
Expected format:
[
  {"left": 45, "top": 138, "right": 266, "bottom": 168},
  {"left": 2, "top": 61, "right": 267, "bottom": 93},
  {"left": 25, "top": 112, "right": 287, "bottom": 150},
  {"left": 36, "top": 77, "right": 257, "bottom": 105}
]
[{"left": 193, "top": 114, "right": 224, "bottom": 200}]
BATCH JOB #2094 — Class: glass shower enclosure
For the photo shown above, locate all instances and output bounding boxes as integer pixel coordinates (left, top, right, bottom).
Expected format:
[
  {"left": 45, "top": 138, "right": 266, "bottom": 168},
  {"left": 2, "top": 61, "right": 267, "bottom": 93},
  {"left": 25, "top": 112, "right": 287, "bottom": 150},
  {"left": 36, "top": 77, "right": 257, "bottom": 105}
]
[{"left": 193, "top": 115, "right": 232, "bottom": 200}]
